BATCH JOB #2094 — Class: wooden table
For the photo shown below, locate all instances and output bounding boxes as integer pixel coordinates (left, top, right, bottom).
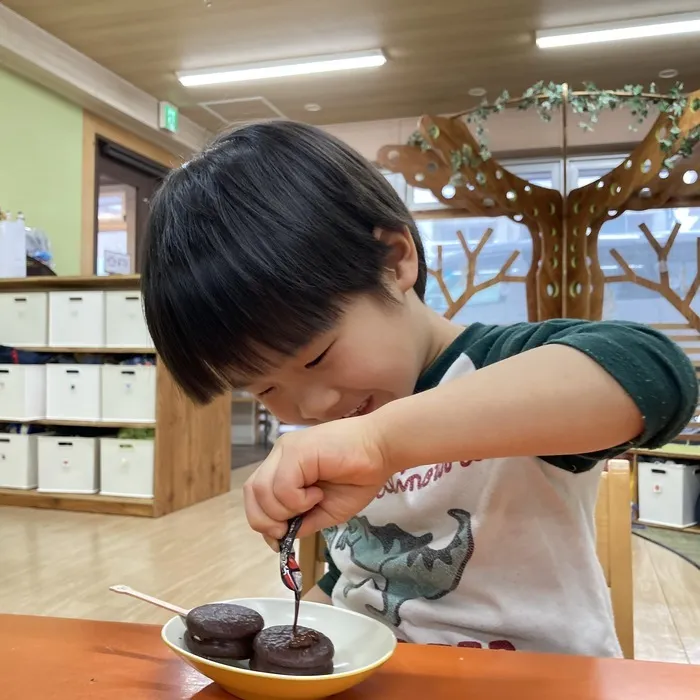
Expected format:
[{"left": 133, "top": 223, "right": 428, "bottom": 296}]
[{"left": 4, "top": 614, "right": 700, "bottom": 699}]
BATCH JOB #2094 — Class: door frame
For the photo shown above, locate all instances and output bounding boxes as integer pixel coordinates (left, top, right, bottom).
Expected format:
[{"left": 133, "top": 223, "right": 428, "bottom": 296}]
[{"left": 81, "top": 112, "right": 180, "bottom": 275}]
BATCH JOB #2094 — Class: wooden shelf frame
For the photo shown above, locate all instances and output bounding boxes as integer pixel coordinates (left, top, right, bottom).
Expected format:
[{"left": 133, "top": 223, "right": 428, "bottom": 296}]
[{"left": 0, "top": 275, "right": 232, "bottom": 517}]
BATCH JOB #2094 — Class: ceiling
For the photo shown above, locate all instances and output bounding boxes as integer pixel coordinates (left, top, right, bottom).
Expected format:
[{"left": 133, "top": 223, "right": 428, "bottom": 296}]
[{"left": 5, "top": 0, "right": 700, "bottom": 131}]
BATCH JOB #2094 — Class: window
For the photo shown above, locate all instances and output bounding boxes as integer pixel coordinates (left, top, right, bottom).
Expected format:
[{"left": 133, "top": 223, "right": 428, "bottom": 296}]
[{"left": 569, "top": 156, "right": 700, "bottom": 326}]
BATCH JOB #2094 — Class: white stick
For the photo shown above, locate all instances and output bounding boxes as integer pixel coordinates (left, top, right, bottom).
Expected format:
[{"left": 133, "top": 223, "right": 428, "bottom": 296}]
[{"left": 109, "top": 585, "right": 190, "bottom": 617}]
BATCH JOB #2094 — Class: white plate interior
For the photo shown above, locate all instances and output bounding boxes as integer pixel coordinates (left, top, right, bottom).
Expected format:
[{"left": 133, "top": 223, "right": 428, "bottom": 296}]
[{"left": 162, "top": 597, "right": 397, "bottom": 677}]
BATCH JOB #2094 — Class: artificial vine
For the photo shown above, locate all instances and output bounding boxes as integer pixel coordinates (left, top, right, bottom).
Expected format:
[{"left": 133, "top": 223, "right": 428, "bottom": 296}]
[{"left": 409, "top": 81, "right": 700, "bottom": 177}]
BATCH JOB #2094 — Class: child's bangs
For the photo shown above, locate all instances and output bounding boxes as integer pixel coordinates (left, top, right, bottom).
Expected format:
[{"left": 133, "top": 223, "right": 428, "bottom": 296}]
[{"left": 144, "top": 263, "right": 346, "bottom": 404}]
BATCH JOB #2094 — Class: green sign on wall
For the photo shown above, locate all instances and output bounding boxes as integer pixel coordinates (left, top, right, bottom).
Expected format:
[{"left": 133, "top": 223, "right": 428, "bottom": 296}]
[{"left": 159, "top": 101, "right": 179, "bottom": 133}]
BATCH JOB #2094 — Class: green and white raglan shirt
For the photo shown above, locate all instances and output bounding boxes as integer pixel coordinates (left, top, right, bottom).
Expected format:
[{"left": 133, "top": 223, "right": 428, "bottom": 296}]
[{"left": 317, "top": 319, "right": 698, "bottom": 657}]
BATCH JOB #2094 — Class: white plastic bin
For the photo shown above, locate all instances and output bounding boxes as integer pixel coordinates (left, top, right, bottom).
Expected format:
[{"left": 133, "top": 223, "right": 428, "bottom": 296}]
[
  {"left": 0, "top": 433, "right": 39, "bottom": 489},
  {"left": 100, "top": 438, "right": 155, "bottom": 498},
  {"left": 638, "top": 460, "right": 700, "bottom": 528},
  {"left": 0, "top": 365, "right": 46, "bottom": 420},
  {"left": 49, "top": 291, "right": 105, "bottom": 347},
  {"left": 0, "top": 292, "right": 49, "bottom": 347},
  {"left": 37, "top": 436, "right": 98, "bottom": 494},
  {"left": 105, "top": 291, "right": 154, "bottom": 348},
  {"left": 46, "top": 364, "right": 101, "bottom": 421},
  {"left": 100, "top": 365, "right": 156, "bottom": 423}
]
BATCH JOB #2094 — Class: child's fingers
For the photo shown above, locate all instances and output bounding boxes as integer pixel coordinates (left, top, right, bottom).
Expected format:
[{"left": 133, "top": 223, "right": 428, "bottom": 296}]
[{"left": 243, "top": 479, "right": 287, "bottom": 539}]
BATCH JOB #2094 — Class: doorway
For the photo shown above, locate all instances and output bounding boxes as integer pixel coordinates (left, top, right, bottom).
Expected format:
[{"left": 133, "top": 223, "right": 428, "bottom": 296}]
[{"left": 94, "top": 138, "right": 169, "bottom": 275}]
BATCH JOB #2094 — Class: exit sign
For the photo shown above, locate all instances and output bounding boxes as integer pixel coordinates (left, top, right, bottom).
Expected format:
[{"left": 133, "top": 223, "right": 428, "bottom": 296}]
[{"left": 159, "top": 101, "right": 179, "bottom": 133}]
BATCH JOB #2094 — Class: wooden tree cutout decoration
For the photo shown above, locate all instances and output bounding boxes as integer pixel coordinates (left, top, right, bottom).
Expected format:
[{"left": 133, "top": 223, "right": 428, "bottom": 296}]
[
  {"left": 430, "top": 227, "right": 525, "bottom": 319},
  {"left": 377, "top": 83, "right": 700, "bottom": 325}
]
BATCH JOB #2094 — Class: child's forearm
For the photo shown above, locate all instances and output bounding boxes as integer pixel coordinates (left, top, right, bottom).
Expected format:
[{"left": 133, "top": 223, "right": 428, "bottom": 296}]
[{"left": 373, "top": 344, "right": 644, "bottom": 472}]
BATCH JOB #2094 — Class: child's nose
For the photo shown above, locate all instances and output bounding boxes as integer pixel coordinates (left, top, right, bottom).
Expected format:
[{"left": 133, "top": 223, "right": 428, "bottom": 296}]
[{"left": 298, "top": 386, "right": 342, "bottom": 423}]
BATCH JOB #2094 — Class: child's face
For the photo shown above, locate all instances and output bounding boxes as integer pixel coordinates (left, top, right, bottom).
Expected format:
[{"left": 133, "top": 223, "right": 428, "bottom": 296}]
[{"left": 242, "top": 293, "right": 425, "bottom": 425}]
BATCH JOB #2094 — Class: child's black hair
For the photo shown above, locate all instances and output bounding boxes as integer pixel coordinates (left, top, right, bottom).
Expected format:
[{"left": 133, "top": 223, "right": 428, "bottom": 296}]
[{"left": 141, "top": 120, "right": 427, "bottom": 404}]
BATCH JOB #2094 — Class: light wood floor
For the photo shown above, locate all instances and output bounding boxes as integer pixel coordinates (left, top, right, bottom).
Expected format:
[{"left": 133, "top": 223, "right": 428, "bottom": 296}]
[{"left": 1, "top": 465, "right": 699, "bottom": 664}]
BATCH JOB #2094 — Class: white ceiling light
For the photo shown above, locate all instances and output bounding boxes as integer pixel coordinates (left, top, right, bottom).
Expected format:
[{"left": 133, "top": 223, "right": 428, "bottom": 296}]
[
  {"left": 659, "top": 68, "right": 679, "bottom": 79},
  {"left": 178, "top": 50, "right": 386, "bottom": 87},
  {"left": 536, "top": 12, "right": 700, "bottom": 49},
  {"left": 468, "top": 87, "right": 487, "bottom": 97}
]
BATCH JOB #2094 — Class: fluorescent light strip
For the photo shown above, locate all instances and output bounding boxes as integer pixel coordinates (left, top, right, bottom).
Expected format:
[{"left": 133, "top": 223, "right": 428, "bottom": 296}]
[
  {"left": 178, "top": 50, "right": 386, "bottom": 87},
  {"left": 536, "top": 12, "right": 700, "bottom": 48}
]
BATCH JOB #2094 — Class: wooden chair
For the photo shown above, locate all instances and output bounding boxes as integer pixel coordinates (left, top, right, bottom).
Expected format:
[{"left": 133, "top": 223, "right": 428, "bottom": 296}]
[{"left": 297, "top": 458, "right": 634, "bottom": 659}]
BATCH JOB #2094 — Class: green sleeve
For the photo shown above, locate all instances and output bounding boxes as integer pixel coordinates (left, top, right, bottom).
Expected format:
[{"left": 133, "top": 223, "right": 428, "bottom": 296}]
[
  {"left": 317, "top": 548, "right": 340, "bottom": 597},
  {"left": 419, "top": 319, "right": 698, "bottom": 473}
]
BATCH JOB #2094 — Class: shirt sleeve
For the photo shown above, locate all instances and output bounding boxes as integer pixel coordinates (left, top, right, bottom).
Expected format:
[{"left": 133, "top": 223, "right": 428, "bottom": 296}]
[
  {"left": 462, "top": 319, "right": 699, "bottom": 473},
  {"left": 317, "top": 547, "right": 340, "bottom": 597}
]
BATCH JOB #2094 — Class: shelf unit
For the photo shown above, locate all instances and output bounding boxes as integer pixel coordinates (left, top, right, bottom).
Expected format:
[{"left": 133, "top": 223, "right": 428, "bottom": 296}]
[{"left": 0, "top": 275, "right": 231, "bottom": 517}]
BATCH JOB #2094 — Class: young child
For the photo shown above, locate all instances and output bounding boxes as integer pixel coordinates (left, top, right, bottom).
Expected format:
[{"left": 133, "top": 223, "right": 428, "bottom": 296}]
[{"left": 141, "top": 120, "right": 697, "bottom": 658}]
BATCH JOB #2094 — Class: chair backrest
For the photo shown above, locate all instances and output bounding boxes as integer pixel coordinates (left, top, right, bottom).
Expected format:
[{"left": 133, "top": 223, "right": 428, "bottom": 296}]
[
  {"left": 595, "top": 458, "right": 635, "bottom": 659},
  {"left": 298, "top": 458, "right": 635, "bottom": 659}
]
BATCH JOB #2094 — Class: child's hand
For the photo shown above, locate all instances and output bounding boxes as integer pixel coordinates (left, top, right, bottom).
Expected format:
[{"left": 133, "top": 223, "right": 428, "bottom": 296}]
[{"left": 243, "top": 416, "right": 389, "bottom": 544}]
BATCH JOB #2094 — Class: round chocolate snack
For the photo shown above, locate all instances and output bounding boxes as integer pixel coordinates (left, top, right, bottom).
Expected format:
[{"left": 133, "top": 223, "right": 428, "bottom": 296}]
[
  {"left": 184, "top": 603, "right": 264, "bottom": 660},
  {"left": 250, "top": 625, "right": 334, "bottom": 676}
]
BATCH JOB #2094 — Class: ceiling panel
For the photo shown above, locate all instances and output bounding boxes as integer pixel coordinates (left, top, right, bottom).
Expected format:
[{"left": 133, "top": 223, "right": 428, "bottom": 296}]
[{"left": 5, "top": 0, "right": 700, "bottom": 126}]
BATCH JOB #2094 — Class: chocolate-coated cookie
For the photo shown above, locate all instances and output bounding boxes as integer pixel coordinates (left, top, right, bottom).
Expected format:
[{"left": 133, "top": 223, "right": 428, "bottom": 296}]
[
  {"left": 186, "top": 603, "right": 264, "bottom": 641},
  {"left": 251, "top": 625, "right": 334, "bottom": 676},
  {"left": 184, "top": 631, "right": 254, "bottom": 660}
]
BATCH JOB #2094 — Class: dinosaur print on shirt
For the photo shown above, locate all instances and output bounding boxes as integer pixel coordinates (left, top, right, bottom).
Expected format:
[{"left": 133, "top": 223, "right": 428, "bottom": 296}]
[{"left": 325, "top": 508, "right": 474, "bottom": 628}]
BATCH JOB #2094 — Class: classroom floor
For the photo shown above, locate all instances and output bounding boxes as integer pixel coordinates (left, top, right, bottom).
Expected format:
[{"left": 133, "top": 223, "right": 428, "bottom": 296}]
[{"left": 1, "top": 464, "right": 698, "bottom": 664}]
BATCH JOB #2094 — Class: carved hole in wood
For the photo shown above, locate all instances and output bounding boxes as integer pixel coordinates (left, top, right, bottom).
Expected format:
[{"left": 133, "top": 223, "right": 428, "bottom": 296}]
[
  {"left": 554, "top": 243, "right": 560, "bottom": 253},
  {"left": 551, "top": 227, "right": 558, "bottom": 237},
  {"left": 683, "top": 170, "right": 699, "bottom": 185},
  {"left": 569, "top": 281, "right": 583, "bottom": 298},
  {"left": 586, "top": 227, "right": 592, "bottom": 236},
  {"left": 610, "top": 184, "right": 622, "bottom": 195},
  {"left": 625, "top": 160, "right": 633, "bottom": 170},
  {"left": 570, "top": 243, "right": 576, "bottom": 253},
  {"left": 441, "top": 184, "right": 456, "bottom": 199},
  {"left": 659, "top": 169, "right": 670, "bottom": 180},
  {"left": 657, "top": 126, "right": 668, "bottom": 140},
  {"left": 514, "top": 213, "right": 524, "bottom": 222},
  {"left": 596, "top": 180, "right": 605, "bottom": 190},
  {"left": 415, "top": 172, "right": 426, "bottom": 182},
  {"left": 570, "top": 257, "right": 577, "bottom": 268},
  {"left": 641, "top": 159, "right": 652, "bottom": 174},
  {"left": 496, "top": 170, "right": 503, "bottom": 179},
  {"left": 388, "top": 150, "right": 400, "bottom": 161},
  {"left": 546, "top": 282, "right": 560, "bottom": 298},
  {"left": 550, "top": 257, "right": 559, "bottom": 269},
  {"left": 426, "top": 161, "right": 438, "bottom": 173},
  {"left": 639, "top": 187, "right": 652, "bottom": 198},
  {"left": 533, "top": 207, "right": 539, "bottom": 216},
  {"left": 608, "top": 210, "right": 618, "bottom": 217},
  {"left": 590, "top": 204, "right": 596, "bottom": 214},
  {"left": 467, "top": 183, "right": 475, "bottom": 191},
  {"left": 573, "top": 203, "right": 580, "bottom": 214},
  {"left": 550, "top": 203, "right": 556, "bottom": 214},
  {"left": 572, "top": 227, "right": 578, "bottom": 237},
  {"left": 483, "top": 197, "right": 495, "bottom": 207},
  {"left": 476, "top": 172, "right": 487, "bottom": 185},
  {"left": 524, "top": 185, "right": 532, "bottom": 193},
  {"left": 506, "top": 190, "right": 517, "bottom": 201}
]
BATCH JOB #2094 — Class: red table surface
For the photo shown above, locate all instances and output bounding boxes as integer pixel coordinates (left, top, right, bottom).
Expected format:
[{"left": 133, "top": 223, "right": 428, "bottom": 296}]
[{"left": 2, "top": 614, "right": 699, "bottom": 699}]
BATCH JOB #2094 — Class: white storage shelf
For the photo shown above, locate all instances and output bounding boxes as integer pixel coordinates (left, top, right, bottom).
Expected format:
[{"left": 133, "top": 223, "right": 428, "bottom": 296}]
[{"left": 47, "top": 364, "right": 101, "bottom": 421}]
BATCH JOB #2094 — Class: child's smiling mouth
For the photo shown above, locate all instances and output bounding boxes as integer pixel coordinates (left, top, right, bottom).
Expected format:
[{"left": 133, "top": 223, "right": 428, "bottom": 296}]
[{"left": 341, "top": 397, "right": 371, "bottom": 419}]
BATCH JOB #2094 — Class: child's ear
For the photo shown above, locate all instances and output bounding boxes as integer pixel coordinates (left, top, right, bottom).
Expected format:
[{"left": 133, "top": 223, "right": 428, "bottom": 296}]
[{"left": 374, "top": 226, "right": 419, "bottom": 294}]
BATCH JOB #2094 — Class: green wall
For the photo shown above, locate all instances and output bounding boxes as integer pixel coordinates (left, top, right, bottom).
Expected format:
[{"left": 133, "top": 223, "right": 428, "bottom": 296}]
[{"left": 0, "top": 68, "right": 83, "bottom": 275}]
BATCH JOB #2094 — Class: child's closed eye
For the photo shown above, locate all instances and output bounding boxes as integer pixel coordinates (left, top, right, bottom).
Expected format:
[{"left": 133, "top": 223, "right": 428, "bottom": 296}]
[{"left": 305, "top": 343, "right": 334, "bottom": 369}]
